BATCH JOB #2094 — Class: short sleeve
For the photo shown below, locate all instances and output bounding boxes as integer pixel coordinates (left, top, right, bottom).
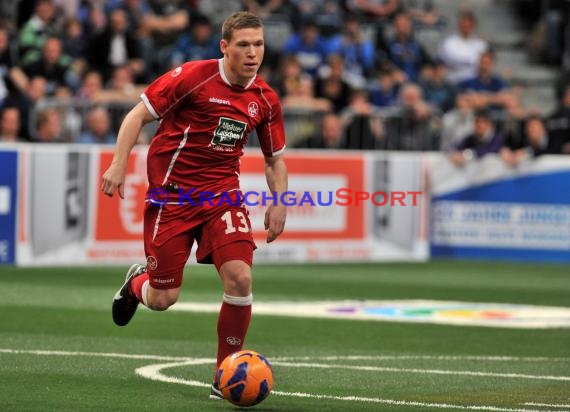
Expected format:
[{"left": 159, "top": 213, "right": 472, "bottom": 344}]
[
  {"left": 257, "top": 91, "right": 286, "bottom": 157},
  {"left": 140, "top": 62, "right": 200, "bottom": 119}
]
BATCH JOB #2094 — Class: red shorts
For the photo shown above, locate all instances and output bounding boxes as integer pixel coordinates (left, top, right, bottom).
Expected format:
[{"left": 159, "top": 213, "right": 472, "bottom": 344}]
[{"left": 143, "top": 193, "right": 256, "bottom": 289}]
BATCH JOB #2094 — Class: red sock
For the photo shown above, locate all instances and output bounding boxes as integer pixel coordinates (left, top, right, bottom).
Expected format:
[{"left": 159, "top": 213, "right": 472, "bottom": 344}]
[
  {"left": 216, "top": 294, "right": 252, "bottom": 368},
  {"left": 130, "top": 272, "right": 149, "bottom": 304}
]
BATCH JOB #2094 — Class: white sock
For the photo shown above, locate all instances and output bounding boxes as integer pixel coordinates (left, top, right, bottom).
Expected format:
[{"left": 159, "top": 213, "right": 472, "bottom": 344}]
[{"left": 223, "top": 293, "right": 253, "bottom": 306}]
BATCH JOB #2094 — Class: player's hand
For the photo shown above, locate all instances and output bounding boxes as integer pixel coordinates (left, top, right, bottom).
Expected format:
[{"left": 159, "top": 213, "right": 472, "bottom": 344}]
[
  {"left": 101, "top": 163, "right": 126, "bottom": 199},
  {"left": 264, "top": 204, "right": 286, "bottom": 243}
]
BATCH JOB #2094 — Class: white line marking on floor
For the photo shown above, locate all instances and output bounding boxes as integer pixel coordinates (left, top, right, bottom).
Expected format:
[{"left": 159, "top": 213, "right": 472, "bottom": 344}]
[
  {"left": 523, "top": 403, "right": 570, "bottom": 409},
  {"left": 0, "top": 348, "right": 194, "bottom": 361},
  {"left": 2, "top": 349, "right": 567, "bottom": 364},
  {"left": 135, "top": 360, "right": 211, "bottom": 388},
  {"left": 135, "top": 360, "right": 568, "bottom": 412},
  {"left": 274, "top": 355, "right": 570, "bottom": 362},
  {"left": 2, "top": 348, "right": 569, "bottom": 411},
  {"left": 2, "top": 348, "right": 568, "bottom": 381},
  {"left": 270, "top": 361, "right": 570, "bottom": 381}
]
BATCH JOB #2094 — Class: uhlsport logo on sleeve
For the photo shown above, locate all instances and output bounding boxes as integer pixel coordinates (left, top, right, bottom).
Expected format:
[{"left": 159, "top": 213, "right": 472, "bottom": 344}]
[{"left": 211, "top": 117, "right": 247, "bottom": 147}]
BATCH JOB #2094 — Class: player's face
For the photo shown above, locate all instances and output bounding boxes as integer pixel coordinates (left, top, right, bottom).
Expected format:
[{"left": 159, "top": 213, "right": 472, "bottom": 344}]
[{"left": 221, "top": 28, "right": 264, "bottom": 86}]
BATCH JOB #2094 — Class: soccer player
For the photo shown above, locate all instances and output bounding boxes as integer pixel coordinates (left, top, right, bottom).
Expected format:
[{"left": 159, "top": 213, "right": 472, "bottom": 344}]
[{"left": 100, "top": 11, "right": 287, "bottom": 398}]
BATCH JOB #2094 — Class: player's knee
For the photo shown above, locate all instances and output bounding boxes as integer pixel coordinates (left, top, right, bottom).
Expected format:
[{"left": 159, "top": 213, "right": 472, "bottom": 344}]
[
  {"left": 147, "top": 294, "right": 177, "bottom": 311},
  {"left": 225, "top": 270, "right": 252, "bottom": 296},
  {"left": 235, "top": 271, "right": 252, "bottom": 290},
  {"left": 147, "top": 299, "right": 173, "bottom": 311}
]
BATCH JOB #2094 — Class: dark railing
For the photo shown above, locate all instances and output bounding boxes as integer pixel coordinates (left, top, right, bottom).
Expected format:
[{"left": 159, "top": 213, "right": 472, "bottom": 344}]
[{"left": 29, "top": 98, "right": 524, "bottom": 151}]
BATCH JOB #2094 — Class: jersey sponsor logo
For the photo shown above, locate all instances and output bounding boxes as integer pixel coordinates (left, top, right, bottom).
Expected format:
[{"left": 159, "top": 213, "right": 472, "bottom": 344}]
[
  {"left": 247, "top": 102, "right": 259, "bottom": 117},
  {"left": 226, "top": 336, "right": 242, "bottom": 346},
  {"left": 209, "top": 97, "right": 231, "bottom": 106},
  {"left": 211, "top": 117, "right": 247, "bottom": 147},
  {"left": 146, "top": 255, "right": 158, "bottom": 271}
]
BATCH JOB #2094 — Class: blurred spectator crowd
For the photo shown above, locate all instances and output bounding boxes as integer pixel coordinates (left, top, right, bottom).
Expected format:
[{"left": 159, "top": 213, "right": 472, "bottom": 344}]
[{"left": 0, "top": 0, "right": 568, "bottom": 163}]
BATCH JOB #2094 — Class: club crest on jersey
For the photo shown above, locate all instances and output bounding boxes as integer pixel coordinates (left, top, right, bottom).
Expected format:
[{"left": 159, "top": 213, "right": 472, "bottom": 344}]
[
  {"left": 171, "top": 66, "right": 182, "bottom": 77},
  {"left": 146, "top": 256, "right": 158, "bottom": 270},
  {"left": 248, "top": 102, "right": 259, "bottom": 118},
  {"left": 211, "top": 117, "right": 247, "bottom": 148}
]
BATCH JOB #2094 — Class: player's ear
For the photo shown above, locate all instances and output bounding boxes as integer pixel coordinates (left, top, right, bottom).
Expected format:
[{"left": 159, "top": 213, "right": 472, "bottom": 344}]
[{"left": 220, "top": 39, "right": 228, "bottom": 54}]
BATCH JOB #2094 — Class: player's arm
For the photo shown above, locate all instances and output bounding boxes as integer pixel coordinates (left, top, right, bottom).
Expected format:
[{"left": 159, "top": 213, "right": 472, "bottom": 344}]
[
  {"left": 101, "top": 102, "right": 155, "bottom": 198},
  {"left": 264, "top": 154, "right": 288, "bottom": 243}
]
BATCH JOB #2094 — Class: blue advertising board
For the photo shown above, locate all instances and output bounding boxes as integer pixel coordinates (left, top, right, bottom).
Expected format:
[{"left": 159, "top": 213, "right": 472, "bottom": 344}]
[
  {"left": 0, "top": 150, "right": 18, "bottom": 264},
  {"left": 430, "top": 156, "right": 570, "bottom": 263}
]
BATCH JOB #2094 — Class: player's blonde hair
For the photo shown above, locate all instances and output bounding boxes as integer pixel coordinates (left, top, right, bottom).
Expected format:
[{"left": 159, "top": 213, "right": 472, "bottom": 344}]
[{"left": 221, "top": 12, "right": 263, "bottom": 42}]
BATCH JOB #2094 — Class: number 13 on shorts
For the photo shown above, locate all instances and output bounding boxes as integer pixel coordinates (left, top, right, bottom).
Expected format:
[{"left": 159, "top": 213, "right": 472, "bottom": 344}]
[{"left": 221, "top": 210, "right": 251, "bottom": 234}]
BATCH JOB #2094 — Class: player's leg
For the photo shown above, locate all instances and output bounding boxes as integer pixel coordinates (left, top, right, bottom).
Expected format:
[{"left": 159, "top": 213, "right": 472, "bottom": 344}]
[
  {"left": 135, "top": 227, "right": 192, "bottom": 310},
  {"left": 112, "top": 204, "right": 192, "bottom": 326},
  {"left": 131, "top": 271, "right": 182, "bottom": 311},
  {"left": 196, "top": 202, "right": 256, "bottom": 399},
  {"left": 112, "top": 268, "right": 182, "bottom": 324},
  {"left": 112, "top": 230, "right": 189, "bottom": 325},
  {"left": 197, "top": 204, "right": 256, "bottom": 366},
  {"left": 145, "top": 285, "right": 181, "bottom": 310},
  {"left": 209, "top": 242, "right": 254, "bottom": 399},
  {"left": 213, "top": 247, "right": 254, "bottom": 367}
]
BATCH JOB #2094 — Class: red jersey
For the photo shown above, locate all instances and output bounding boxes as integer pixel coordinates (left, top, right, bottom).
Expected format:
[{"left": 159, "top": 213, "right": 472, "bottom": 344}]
[{"left": 141, "top": 59, "right": 286, "bottom": 201}]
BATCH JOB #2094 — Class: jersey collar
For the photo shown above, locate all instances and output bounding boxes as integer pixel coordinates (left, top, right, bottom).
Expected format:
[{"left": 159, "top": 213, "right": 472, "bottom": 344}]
[{"left": 218, "top": 58, "right": 256, "bottom": 90}]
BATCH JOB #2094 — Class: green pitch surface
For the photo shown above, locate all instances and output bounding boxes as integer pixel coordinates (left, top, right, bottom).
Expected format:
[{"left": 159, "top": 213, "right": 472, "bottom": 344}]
[{"left": 1, "top": 261, "right": 569, "bottom": 411}]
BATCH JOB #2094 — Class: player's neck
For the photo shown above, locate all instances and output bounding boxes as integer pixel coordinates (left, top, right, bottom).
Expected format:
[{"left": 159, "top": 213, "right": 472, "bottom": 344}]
[{"left": 222, "top": 58, "right": 255, "bottom": 88}]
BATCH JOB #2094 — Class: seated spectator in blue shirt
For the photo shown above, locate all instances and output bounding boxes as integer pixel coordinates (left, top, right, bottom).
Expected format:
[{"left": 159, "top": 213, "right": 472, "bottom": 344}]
[
  {"left": 449, "top": 108, "right": 504, "bottom": 166},
  {"left": 327, "top": 14, "right": 375, "bottom": 87},
  {"left": 457, "top": 51, "right": 523, "bottom": 116},
  {"left": 419, "top": 59, "right": 456, "bottom": 113},
  {"left": 382, "top": 12, "right": 430, "bottom": 82},
  {"left": 62, "top": 18, "right": 87, "bottom": 61},
  {"left": 283, "top": 17, "right": 329, "bottom": 76},
  {"left": 77, "top": 107, "right": 116, "bottom": 144},
  {"left": 168, "top": 14, "right": 220, "bottom": 68},
  {"left": 369, "top": 65, "right": 402, "bottom": 107},
  {"left": 459, "top": 51, "right": 507, "bottom": 93}
]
